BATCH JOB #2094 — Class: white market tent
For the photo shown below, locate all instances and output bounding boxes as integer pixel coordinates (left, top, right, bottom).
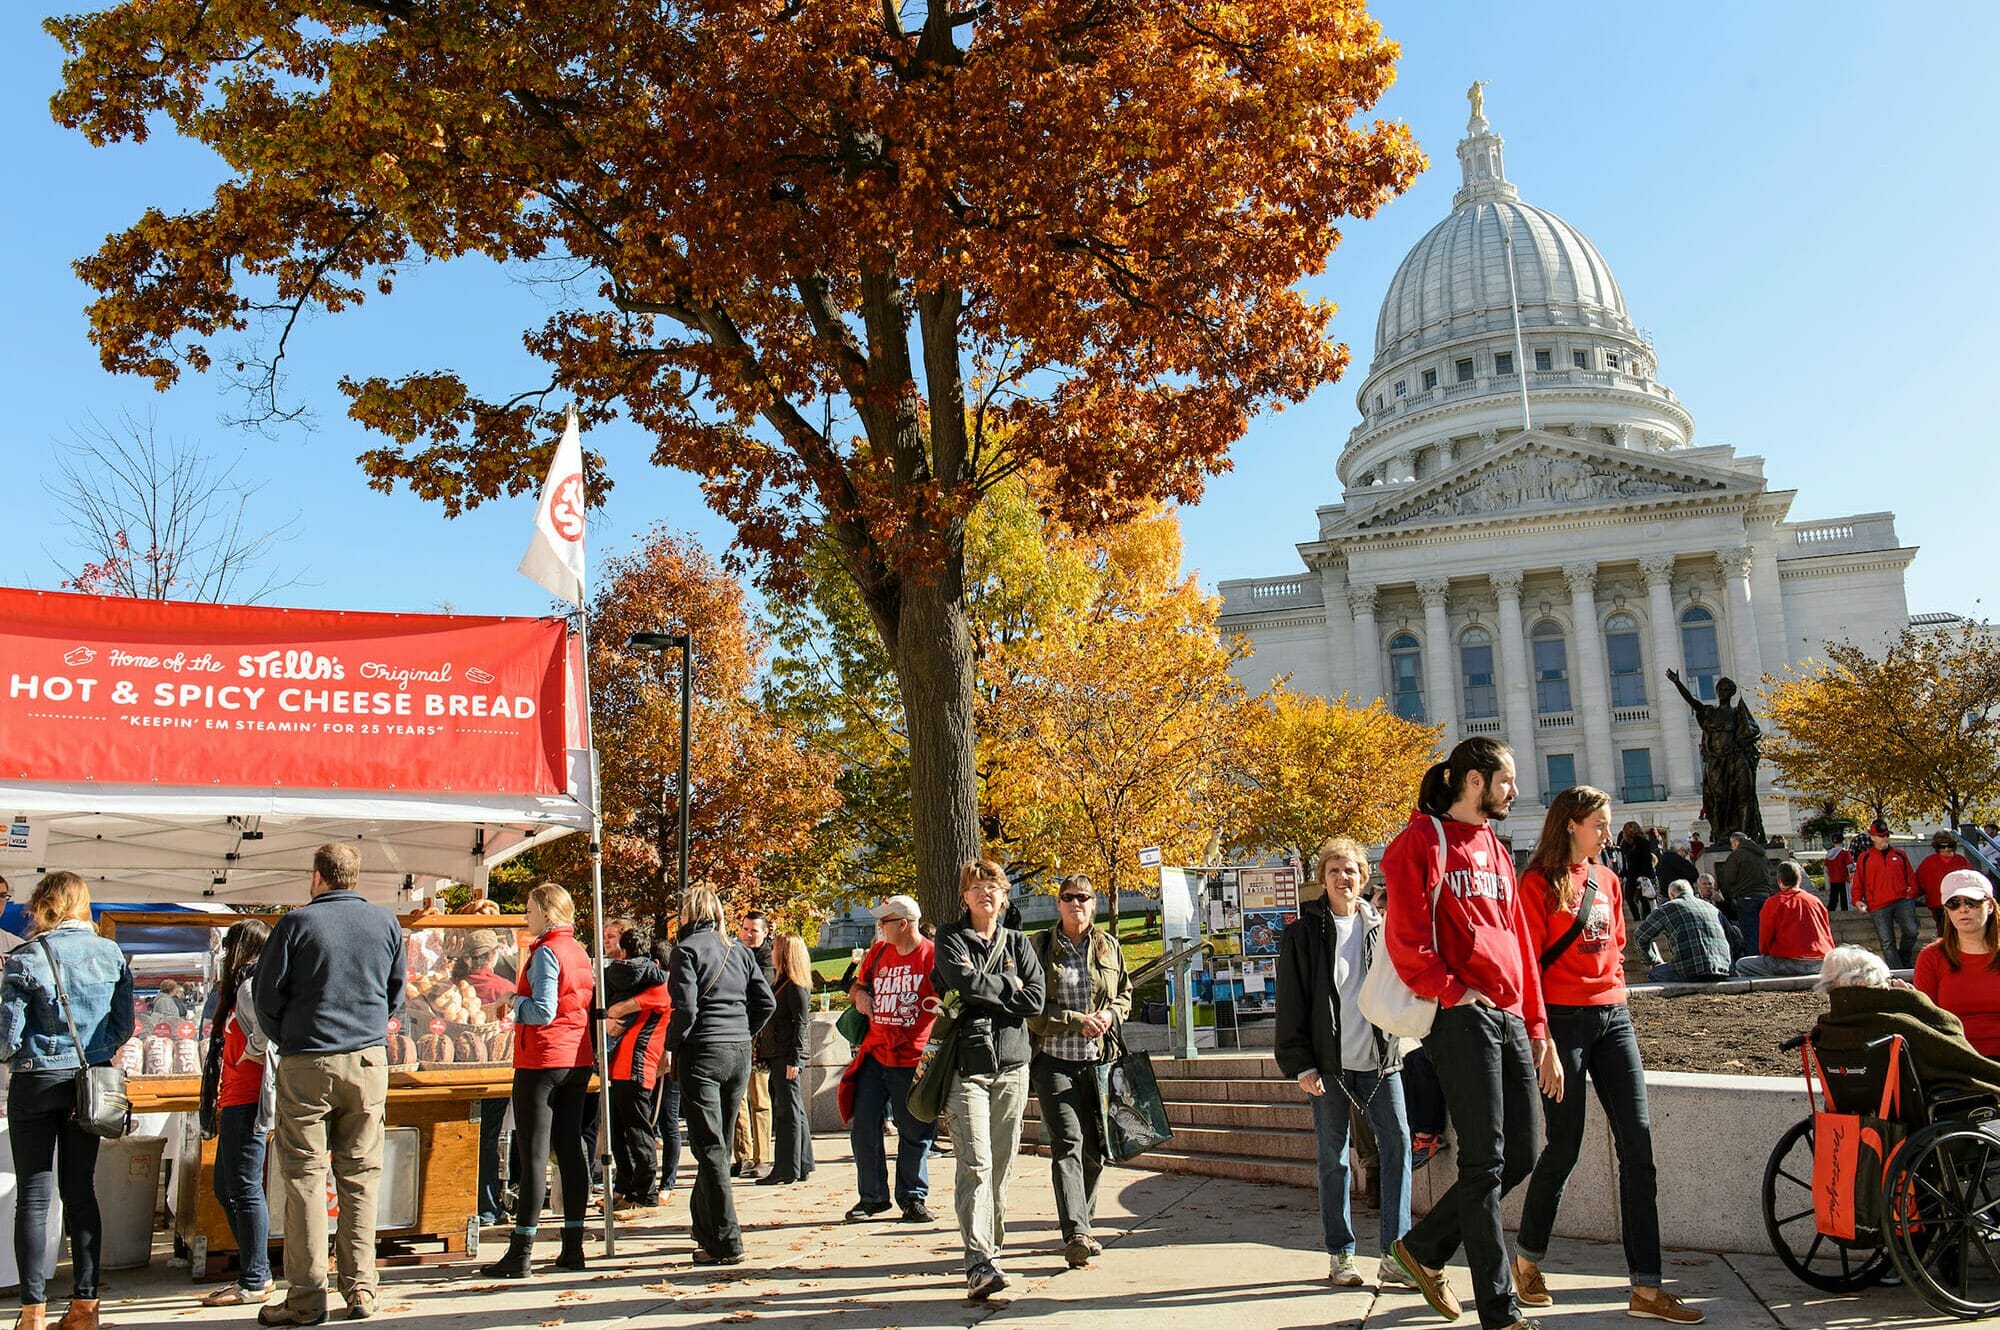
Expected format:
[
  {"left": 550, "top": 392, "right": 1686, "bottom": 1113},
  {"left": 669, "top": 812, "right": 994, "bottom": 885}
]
[{"left": 0, "top": 587, "right": 593, "bottom": 907}]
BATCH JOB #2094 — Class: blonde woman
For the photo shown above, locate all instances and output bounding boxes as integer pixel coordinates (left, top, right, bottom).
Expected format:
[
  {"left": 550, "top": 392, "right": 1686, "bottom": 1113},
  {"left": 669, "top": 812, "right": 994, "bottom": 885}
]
[
  {"left": 664, "top": 887, "right": 776, "bottom": 1266},
  {"left": 0, "top": 872, "right": 135, "bottom": 1330},
  {"left": 478, "top": 883, "right": 596, "bottom": 1278},
  {"left": 755, "top": 935, "right": 815, "bottom": 1185}
]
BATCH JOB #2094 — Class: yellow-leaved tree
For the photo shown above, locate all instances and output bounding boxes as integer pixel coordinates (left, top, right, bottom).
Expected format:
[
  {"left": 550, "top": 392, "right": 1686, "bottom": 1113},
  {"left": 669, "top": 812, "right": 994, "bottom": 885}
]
[
  {"left": 1762, "top": 625, "right": 2000, "bottom": 828},
  {"left": 983, "top": 504, "right": 1249, "bottom": 920},
  {"left": 1231, "top": 687, "right": 1441, "bottom": 863}
]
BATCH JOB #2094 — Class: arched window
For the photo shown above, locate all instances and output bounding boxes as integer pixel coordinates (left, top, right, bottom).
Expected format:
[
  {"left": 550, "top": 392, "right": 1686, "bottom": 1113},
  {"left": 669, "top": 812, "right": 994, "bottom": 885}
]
[
  {"left": 1531, "top": 620, "right": 1571, "bottom": 715},
  {"left": 1605, "top": 612, "right": 1646, "bottom": 708},
  {"left": 1679, "top": 606, "right": 1721, "bottom": 700},
  {"left": 1460, "top": 627, "right": 1497, "bottom": 719},
  {"left": 1388, "top": 632, "right": 1426, "bottom": 722}
]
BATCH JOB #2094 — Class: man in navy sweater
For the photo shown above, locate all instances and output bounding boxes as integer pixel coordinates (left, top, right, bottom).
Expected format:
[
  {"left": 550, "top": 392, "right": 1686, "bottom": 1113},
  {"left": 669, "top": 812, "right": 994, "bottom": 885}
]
[{"left": 254, "top": 843, "right": 404, "bottom": 1325}]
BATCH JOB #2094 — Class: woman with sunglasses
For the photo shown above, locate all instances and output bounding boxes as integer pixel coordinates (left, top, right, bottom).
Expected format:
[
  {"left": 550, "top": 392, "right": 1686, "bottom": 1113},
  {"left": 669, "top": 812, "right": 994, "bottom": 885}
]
[
  {"left": 1914, "top": 869, "right": 2000, "bottom": 1057},
  {"left": 1027, "top": 875, "right": 1132, "bottom": 1271}
]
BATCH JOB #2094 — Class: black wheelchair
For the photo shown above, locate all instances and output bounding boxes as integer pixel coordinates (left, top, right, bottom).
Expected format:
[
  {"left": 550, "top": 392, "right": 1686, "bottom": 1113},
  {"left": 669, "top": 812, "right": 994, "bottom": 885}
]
[{"left": 1763, "top": 1031, "right": 2000, "bottom": 1318}]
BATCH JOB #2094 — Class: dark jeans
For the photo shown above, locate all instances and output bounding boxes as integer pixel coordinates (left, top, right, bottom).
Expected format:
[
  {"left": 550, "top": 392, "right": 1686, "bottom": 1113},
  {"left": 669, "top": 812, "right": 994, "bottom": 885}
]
[
  {"left": 1516, "top": 1004, "right": 1661, "bottom": 1285},
  {"left": 1733, "top": 893, "right": 1771, "bottom": 956},
  {"left": 476, "top": 1096, "right": 508, "bottom": 1220},
  {"left": 611, "top": 1078, "right": 662, "bottom": 1202},
  {"left": 655, "top": 1074, "right": 683, "bottom": 1190},
  {"left": 1402, "top": 1004, "right": 1540, "bottom": 1330},
  {"left": 214, "top": 1102, "right": 271, "bottom": 1290},
  {"left": 679, "top": 1040, "right": 752, "bottom": 1258},
  {"left": 767, "top": 1063, "right": 814, "bottom": 1183},
  {"left": 510, "top": 1064, "right": 592, "bottom": 1236},
  {"left": 1871, "top": 899, "right": 1920, "bottom": 969},
  {"left": 10, "top": 1068, "right": 102, "bottom": 1306},
  {"left": 1032, "top": 1054, "right": 1105, "bottom": 1241},
  {"left": 850, "top": 1055, "right": 935, "bottom": 1208},
  {"left": 1828, "top": 880, "right": 1849, "bottom": 911}
]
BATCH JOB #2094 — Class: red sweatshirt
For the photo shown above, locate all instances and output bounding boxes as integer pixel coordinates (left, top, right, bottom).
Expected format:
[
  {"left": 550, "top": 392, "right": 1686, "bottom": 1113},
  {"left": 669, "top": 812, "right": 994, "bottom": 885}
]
[
  {"left": 1853, "top": 846, "right": 1919, "bottom": 912},
  {"left": 1520, "top": 863, "right": 1627, "bottom": 1007},
  {"left": 1759, "top": 887, "right": 1834, "bottom": 961},
  {"left": 1383, "top": 811, "right": 1548, "bottom": 1039},
  {"left": 1915, "top": 942, "right": 2000, "bottom": 1057},
  {"left": 1917, "top": 853, "right": 1974, "bottom": 909}
]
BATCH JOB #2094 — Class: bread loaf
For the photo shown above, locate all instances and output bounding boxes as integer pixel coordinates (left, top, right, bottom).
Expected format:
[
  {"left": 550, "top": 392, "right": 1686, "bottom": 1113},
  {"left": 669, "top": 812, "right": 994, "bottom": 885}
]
[
  {"left": 455, "top": 1031, "right": 487, "bottom": 1063},
  {"left": 416, "top": 1033, "right": 455, "bottom": 1064},
  {"left": 388, "top": 1033, "right": 419, "bottom": 1065}
]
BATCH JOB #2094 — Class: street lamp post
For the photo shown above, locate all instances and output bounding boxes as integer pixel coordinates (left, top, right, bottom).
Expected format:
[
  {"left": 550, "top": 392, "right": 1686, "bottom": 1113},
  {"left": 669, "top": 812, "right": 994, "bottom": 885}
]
[{"left": 626, "top": 632, "right": 693, "bottom": 908}]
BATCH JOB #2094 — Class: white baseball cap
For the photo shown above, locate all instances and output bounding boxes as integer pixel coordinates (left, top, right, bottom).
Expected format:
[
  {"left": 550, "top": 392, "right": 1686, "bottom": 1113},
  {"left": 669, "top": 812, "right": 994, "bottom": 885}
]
[
  {"left": 870, "top": 894, "right": 921, "bottom": 922},
  {"left": 1940, "top": 870, "right": 1995, "bottom": 906}
]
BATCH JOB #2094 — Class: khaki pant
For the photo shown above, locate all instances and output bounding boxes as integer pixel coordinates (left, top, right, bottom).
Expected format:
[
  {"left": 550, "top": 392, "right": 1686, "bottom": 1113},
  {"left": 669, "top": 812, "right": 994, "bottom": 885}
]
[
  {"left": 733, "top": 1062, "right": 772, "bottom": 1167},
  {"left": 945, "top": 1065, "right": 1030, "bottom": 1270},
  {"left": 274, "top": 1048, "right": 388, "bottom": 1317}
]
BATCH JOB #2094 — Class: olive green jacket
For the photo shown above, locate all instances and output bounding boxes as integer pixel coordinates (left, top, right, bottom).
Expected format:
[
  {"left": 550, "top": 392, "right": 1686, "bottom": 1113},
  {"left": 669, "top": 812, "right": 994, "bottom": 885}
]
[{"left": 1027, "top": 925, "right": 1134, "bottom": 1053}]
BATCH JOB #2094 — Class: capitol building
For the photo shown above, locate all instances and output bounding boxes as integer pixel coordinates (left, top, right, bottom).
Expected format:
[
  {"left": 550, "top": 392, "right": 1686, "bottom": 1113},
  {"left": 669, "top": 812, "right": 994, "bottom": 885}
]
[{"left": 1219, "top": 92, "right": 1917, "bottom": 825}]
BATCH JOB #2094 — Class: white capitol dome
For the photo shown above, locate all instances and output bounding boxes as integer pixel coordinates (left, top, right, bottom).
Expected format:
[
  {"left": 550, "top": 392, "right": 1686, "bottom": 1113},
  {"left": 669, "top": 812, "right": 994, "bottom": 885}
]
[{"left": 1339, "top": 92, "right": 1694, "bottom": 489}]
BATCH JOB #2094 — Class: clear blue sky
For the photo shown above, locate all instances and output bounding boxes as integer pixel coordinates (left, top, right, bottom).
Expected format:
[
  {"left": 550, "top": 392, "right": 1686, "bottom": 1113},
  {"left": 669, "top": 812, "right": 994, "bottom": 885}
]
[{"left": 2, "top": 4, "right": 1994, "bottom": 622}]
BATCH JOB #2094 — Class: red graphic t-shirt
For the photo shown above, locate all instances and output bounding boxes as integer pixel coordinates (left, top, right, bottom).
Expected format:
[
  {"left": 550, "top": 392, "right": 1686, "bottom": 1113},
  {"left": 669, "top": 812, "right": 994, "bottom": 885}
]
[{"left": 856, "top": 938, "right": 938, "bottom": 1069}]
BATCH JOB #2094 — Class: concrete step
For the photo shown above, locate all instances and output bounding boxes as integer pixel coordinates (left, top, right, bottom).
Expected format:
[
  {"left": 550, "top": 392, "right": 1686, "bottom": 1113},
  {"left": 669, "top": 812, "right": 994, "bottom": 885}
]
[
  {"left": 1024, "top": 1096, "right": 1314, "bottom": 1132},
  {"left": 1154, "top": 1076, "right": 1309, "bottom": 1104},
  {"left": 1151, "top": 1054, "right": 1284, "bottom": 1080}
]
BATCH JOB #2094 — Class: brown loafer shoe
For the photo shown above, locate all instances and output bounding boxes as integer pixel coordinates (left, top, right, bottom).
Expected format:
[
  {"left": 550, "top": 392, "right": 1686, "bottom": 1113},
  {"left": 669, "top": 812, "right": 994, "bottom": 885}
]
[
  {"left": 1391, "top": 1239, "right": 1463, "bottom": 1321},
  {"left": 1513, "top": 1255, "right": 1553, "bottom": 1307},
  {"left": 1629, "top": 1286, "right": 1705, "bottom": 1324}
]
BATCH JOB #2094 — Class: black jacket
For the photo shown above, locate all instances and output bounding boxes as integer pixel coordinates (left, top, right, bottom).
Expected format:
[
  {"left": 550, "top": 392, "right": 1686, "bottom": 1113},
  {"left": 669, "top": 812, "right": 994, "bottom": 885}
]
[
  {"left": 932, "top": 917, "right": 1045, "bottom": 1072},
  {"left": 756, "top": 980, "right": 811, "bottom": 1067},
  {"left": 1719, "top": 843, "right": 1773, "bottom": 902},
  {"left": 604, "top": 957, "right": 666, "bottom": 1008},
  {"left": 1656, "top": 849, "right": 1701, "bottom": 893},
  {"left": 1274, "top": 898, "right": 1404, "bottom": 1080},
  {"left": 253, "top": 889, "right": 404, "bottom": 1056},
  {"left": 665, "top": 921, "right": 775, "bottom": 1052}
]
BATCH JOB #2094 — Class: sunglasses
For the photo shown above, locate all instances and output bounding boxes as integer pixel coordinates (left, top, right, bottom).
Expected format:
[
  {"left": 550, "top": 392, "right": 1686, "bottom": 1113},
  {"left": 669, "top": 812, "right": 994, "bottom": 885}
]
[
  {"left": 1059, "top": 894, "right": 1094, "bottom": 905},
  {"left": 1947, "top": 898, "right": 1988, "bottom": 911}
]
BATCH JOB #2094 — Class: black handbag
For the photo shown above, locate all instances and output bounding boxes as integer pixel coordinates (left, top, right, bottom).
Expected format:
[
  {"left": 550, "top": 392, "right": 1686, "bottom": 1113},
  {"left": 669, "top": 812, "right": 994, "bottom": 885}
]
[
  {"left": 1092, "top": 1020, "right": 1173, "bottom": 1162},
  {"left": 35, "top": 938, "right": 131, "bottom": 1140}
]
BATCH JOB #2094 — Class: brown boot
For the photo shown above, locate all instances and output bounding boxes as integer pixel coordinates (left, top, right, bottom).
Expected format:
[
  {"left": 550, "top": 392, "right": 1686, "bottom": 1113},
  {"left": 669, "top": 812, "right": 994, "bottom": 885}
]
[
  {"left": 17, "top": 1305, "right": 49, "bottom": 1330},
  {"left": 53, "top": 1300, "right": 98, "bottom": 1330}
]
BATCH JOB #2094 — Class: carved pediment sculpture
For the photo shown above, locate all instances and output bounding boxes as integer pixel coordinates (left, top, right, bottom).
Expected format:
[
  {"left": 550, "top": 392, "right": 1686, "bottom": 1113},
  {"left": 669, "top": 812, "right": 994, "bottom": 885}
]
[{"left": 1364, "top": 447, "right": 1718, "bottom": 529}]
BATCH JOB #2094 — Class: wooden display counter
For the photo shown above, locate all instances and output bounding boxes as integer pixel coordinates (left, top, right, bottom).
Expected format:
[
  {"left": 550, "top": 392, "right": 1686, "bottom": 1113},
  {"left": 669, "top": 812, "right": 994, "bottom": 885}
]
[{"left": 150, "top": 1070, "right": 514, "bottom": 1282}]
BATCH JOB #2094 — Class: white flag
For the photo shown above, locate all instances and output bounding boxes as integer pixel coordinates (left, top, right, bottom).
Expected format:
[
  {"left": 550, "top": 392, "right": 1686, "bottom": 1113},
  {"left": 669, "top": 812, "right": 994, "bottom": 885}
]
[{"left": 518, "top": 409, "right": 587, "bottom": 605}]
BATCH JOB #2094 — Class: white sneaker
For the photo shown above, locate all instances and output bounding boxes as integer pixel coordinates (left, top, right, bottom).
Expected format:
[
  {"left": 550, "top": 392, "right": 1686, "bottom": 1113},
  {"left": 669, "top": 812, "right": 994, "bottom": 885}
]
[
  {"left": 1330, "top": 1253, "right": 1365, "bottom": 1287},
  {"left": 1377, "top": 1258, "right": 1422, "bottom": 1289}
]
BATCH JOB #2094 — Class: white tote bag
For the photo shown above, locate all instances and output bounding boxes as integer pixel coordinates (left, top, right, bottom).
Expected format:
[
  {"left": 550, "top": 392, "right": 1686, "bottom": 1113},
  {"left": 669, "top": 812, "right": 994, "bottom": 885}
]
[{"left": 1357, "top": 815, "right": 1448, "bottom": 1039}]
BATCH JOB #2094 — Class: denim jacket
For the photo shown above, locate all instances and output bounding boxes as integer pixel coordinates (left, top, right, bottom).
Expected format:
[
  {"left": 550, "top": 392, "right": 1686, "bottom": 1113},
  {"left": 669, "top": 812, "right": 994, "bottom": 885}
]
[{"left": 0, "top": 922, "right": 137, "bottom": 1069}]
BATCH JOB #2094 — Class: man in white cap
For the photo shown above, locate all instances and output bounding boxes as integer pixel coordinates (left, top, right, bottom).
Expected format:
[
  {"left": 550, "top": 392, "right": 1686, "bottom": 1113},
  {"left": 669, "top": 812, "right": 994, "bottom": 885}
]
[{"left": 845, "top": 894, "right": 941, "bottom": 1223}]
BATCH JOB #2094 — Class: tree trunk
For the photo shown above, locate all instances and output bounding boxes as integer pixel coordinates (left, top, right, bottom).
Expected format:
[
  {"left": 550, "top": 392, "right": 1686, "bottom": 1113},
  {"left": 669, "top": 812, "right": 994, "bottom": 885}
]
[{"left": 883, "top": 568, "right": 983, "bottom": 926}]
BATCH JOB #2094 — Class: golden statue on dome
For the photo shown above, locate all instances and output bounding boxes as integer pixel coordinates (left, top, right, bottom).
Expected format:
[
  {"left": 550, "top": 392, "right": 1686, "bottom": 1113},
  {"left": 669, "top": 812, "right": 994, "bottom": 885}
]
[{"left": 1468, "top": 80, "right": 1487, "bottom": 122}]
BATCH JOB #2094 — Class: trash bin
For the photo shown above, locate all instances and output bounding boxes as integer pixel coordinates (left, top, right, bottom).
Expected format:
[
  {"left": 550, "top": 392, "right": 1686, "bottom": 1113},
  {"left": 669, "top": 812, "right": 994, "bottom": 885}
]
[{"left": 95, "top": 1135, "right": 166, "bottom": 1270}]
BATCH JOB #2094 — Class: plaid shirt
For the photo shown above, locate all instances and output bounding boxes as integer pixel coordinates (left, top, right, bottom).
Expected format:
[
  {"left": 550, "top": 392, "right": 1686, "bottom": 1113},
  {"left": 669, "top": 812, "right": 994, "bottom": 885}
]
[
  {"left": 1631, "top": 896, "right": 1733, "bottom": 978},
  {"left": 1041, "top": 928, "right": 1099, "bottom": 1063}
]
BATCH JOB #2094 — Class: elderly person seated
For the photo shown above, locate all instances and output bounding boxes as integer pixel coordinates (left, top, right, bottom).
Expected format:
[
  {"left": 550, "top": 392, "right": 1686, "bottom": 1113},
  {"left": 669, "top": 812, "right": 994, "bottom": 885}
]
[
  {"left": 1632, "top": 880, "right": 1734, "bottom": 984},
  {"left": 1693, "top": 873, "right": 1746, "bottom": 961},
  {"left": 1811, "top": 945, "right": 2000, "bottom": 1104}
]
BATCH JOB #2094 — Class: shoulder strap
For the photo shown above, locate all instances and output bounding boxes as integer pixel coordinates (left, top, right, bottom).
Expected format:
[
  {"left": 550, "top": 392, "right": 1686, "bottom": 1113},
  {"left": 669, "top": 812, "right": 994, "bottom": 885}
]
[
  {"left": 34, "top": 937, "right": 91, "bottom": 1065},
  {"left": 1879, "top": 1036, "right": 1903, "bottom": 1120},
  {"left": 1422, "top": 816, "right": 1446, "bottom": 953},
  {"left": 698, "top": 934, "right": 733, "bottom": 1001},
  {"left": 1538, "top": 868, "right": 1603, "bottom": 971}
]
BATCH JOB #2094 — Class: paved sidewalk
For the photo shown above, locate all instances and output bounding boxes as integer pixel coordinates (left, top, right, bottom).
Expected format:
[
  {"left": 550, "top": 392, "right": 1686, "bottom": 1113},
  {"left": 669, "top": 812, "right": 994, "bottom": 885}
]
[{"left": 65, "top": 1135, "right": 1972, "bottom": 1328}]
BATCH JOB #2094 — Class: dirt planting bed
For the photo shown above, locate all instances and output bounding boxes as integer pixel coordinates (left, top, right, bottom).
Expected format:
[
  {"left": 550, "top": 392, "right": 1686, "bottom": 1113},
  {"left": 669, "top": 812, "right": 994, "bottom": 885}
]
[{"left": 1627, "top": 989, "right": 1826, "bottom": 1077}]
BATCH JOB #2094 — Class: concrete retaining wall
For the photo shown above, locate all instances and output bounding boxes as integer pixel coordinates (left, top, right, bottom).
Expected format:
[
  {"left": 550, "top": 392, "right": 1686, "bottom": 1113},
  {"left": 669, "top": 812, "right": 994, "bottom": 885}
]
[{"left": 1413, "top": 1068, "right": 1810, "bottom": 1255}]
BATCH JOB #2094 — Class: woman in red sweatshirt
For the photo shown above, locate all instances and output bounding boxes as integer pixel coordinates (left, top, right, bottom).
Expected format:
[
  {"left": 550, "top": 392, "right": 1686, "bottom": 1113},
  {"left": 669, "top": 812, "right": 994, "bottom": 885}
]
[
  {"left": 1384, "top": 737, "right": 1552, "bottom": 1330},
  {"left": 1512, "top": 787, "right": 1703, "bottom": 1325},
  {"left": 1914, "top": 869, "right": 2000, "bottom": 1057}
]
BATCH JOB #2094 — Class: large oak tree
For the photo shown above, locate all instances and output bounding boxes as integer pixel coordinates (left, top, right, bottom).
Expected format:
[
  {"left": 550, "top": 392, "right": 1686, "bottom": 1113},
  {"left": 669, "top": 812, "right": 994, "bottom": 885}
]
[{"left": 50, "top": 0, "right": 1422, "bottom": 920}]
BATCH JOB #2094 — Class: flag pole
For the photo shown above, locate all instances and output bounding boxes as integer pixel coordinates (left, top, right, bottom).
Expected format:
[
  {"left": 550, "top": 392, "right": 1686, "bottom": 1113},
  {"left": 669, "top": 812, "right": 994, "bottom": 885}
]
[
  {"left": 1502, "top": 217, "right": 1534, "bottom": 434},
  {"left": 565, "top": 407, "right": 618, "bottom": 1259}
]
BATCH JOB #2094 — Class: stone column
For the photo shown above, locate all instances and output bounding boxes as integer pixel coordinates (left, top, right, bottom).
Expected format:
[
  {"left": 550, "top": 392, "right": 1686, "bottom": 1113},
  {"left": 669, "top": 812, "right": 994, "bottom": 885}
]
[
  {"left": 1316, "top": 563, "right": 1356, "bottom": 700},
  {"left": 1491, "top": 570, "right": 1539, "bottom": 807},
  {"left": 1640, "top": 555, "right": 1697, "bottom": 801},
  {"left": 1348, "top": 583, "right": 1384, "bottom": 706},
  {"left": 1417, "top": 577, "right": 1457, "bottom": 746},
  {"left": 1565, "top": 561, "right": 1618, "bottom": 793},
  {"left": 1716, "top": 546, "right": 1764, "bottom": 693}
]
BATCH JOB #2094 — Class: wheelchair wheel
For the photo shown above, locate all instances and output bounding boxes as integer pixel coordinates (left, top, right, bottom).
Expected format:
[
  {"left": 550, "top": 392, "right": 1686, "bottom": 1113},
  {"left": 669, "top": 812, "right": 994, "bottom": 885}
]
[
  {"left": 1883, "top": 1122, "right": 2000, "bottom": 1318},
  {"left": 1763, "top": 1116, "right": 1893, "bottom": 1291}
]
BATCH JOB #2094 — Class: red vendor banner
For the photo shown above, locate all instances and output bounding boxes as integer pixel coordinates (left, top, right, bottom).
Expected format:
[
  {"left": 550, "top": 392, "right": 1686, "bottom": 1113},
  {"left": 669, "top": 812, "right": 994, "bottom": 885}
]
[{"left": 0, "top": 587, "right": 573, "bottom": 796}]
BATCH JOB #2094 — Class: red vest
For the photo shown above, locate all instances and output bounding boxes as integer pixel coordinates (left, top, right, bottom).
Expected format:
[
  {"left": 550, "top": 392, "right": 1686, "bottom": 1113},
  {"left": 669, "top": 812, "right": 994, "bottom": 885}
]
[
  {"left": 611, "top": 984, "right": 673, "bottom": 1087},
  {"left": 513, "top": 927, "right": 595, "bottom": 1069}
]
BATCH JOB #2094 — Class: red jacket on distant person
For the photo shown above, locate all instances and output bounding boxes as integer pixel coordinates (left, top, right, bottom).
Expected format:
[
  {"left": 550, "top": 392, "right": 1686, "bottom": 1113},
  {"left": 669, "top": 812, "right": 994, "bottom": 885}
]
[
  {"left": 1759, "top": 887, "right": 1834, "bottom": 961},
  {"left": 1853, "top": 846, "right": 1920, "bottom": 912},
  {"left": 1382, "top": 810, "right": 1548, "bottom": 1039},
  {"left": 611, "top": 984, "right": 673, "bottom": 1088},
  {"left": 1824, "top": 846, "right": 1855, "bottom": 886},
  {"left": 1918, "top": 853, "right": 1975, "bottom": 910}
]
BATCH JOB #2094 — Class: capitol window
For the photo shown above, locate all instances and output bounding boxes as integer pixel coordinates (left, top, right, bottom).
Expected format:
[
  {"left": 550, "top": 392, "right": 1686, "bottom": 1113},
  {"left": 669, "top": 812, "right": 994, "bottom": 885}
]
[
  {"left": 1605, "top": 612, "right": 1646, "bottom": 708},
  {"left": 1546, "top": 753, "right": 1577, "bottom": 796},
  {"left": 1388, "top": 632, "right": 1426, "bottom": 722},
  {"left": 1535, "top": 348, "right": 1553, "bottom": 371},
  {"left": 1679, "top": 606, "right": 1721, "bottom": 700},
  {"left": 1494, "top": 351, "right": 1514, "bottom": 376},
  {"left": 1422, "top": 368, "right": 1439, "bottom": 391},
  {"left": 1572, "top": 349, "right": 1588, "bottom": 369},
  {"left": 1606, "top": 352, "right": 1622, "bottom": 370},
  {"left": 1460, "top": 627, "right": 1497, "bottom": 719},
  {"left": 1455, "top": 358, "right": 1474, "bottom": 382},
  {"left": 1531, "top": 619, "right": 1571, "bottom": 714},
  {"left": 1395, "top": 379, "right": 1407, "bottom": 397}
]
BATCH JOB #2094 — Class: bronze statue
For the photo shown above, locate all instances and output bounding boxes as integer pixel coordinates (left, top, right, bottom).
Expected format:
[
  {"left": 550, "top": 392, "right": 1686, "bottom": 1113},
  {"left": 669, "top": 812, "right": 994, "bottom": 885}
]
[{"left": 1668, "top": 668, "right": 1765, "bottom": 843}]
